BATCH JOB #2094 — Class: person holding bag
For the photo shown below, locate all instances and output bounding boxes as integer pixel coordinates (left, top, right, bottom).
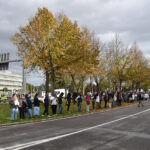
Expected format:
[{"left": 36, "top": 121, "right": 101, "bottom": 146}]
[
  {"left": 19, "top": 94, "right": 28, "bottom": 119},
  {"left": 9, "top": 93, "right": 19, "bottom": 121},
  {"left": 33, "top": 93, "right": 41, "bottom": 118}
]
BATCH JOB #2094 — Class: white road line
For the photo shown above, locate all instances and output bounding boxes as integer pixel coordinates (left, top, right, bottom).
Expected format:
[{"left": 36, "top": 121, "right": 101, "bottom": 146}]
[{"left": 1, "top": 108, "right": 150, "bottom": 150}]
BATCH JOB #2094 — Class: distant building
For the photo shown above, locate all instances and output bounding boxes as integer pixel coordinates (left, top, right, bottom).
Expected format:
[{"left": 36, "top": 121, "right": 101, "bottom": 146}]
[{"left": 0, "top": 71, "right": 22, "bottom": 92}]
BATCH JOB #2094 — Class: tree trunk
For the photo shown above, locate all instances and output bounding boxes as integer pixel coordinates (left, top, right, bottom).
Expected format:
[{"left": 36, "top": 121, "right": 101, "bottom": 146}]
[
  {"left": 95, "top": 77, "right": 100, "bottom": 93},
  {"left": 80, "top": 77, "right": 85, "bottom": 96},
  {"left": 51, "top": 67, "right": 55, "bottom": 94},
  {"left": 82, "top": 82, "right": 85, "bottom": 96},
  {"left": 90, "top": 76, "right": 93, "bottom": 93},
  {"left": 119, "top": 79, "right": 122, "bottom": 91},
  {"left": 45, "top": 71, "right": 49, "bottom": 93},
  {"left": 136, "top": 82, "right": 138, "bottom": 91},
  {"left": 138, "top": 82, "right": 141, "bottom": 91},
  {"left": 50, "top": 56, "right": 55, "bottom": 94},
  {"left": 71, "top": 75, "right": 75, "bottom": 93},
  {"left": 131, "top": 81, "right": 134, "bottom": 91}
]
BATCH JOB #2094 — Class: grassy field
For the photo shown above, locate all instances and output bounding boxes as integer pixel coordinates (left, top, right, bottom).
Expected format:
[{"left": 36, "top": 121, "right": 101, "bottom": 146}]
[{"left": 0, "top": 100, "right": 138, "bottom": 126}]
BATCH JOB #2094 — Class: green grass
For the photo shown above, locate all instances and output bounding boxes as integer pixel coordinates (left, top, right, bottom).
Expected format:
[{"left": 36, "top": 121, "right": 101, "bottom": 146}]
[
  {"left": 0, "top": 96, "right": 7, "bottom": 100},
  {"left": 0, "top": 100, "right": 138, "bottom": 126}
]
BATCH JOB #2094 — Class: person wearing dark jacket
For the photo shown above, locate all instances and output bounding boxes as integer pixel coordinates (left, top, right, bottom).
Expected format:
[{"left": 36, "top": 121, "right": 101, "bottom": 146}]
[
  {"left": 92, "top": 93, "right": 96, "bottom": 110},
  {"left": 138, "top": 92, "right": 144, "bottom": 107},
  {"left": 25, "top": 94, "right": 32, "bottom": 118},
  {"left": 76, "top": 93, "right": 83, "bottom": 112},
  {"left": 66, "top": 93, "right": 71, "bottom": 113},
  {"left": 104, "top": 92, "right": 109, "bottom": 108},
  {"left": 42, "top": 92, "right": 50, "bottom": 117},
  {"left": 72, "top": 93, "right": 77, "bottom": 104},
  {"left": 58, "top": 92, "right": 64, "bottom": 114},
  {"left": 33, "top": 93, "right": 41, "bottom": 118},
  {"left": 118, "top": 92, "right": 123, "bottom": 106},
  {"left": 19, "top": 94, "right": 28, "bottom": 119}
]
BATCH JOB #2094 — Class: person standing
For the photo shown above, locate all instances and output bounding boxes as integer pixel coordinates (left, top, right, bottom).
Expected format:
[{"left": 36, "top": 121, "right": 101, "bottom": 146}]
[
  {"left": 138, "top": 92, "right": 144, "bottom": 107},
  {"left": 119, "top": 92, "right": 123, "bottom": 106},
  {"left": 92, "top": 93, "right": 96, "bottom": 111},
  {"left": 76, "top": 93, "right": 83, "bottom": 112},
  {"left": 33, "top": 93, "right": 41, "bottom": 118},
  {"left": 50, "top": 94, "right": 57, "bottom": 115},
  {"left": 96, "top": 93, "right": 100, "bottom": 109},
  {"left": 113, "top": 92, "right": 117, "bottom": 107},
  {"left": 25, "top": 94, "right": 32, "bottom": 118},
  {"left": 19, "top": 94, "right": 28, "bottom": 119},
  {"left": 129, "top": 92, "right": 132, "bottom": 103},
  {"left": 86, "top": 93, "right": 90, "bottom": 112},
  {"left": 104, "top": 92, "right": 109, "bottom": 108},
  {"left": 66, "top": 93, "right": 71, "bottom": 113},
  {"left": 9, "top": 93, "right": 19, "bottom": 121},
  {"left": 99, "top": 91, "right": 102, "bottom": 108},
  {"left": 58, "top": 92, "right": 64, "bottom": 114},
  {"left": 117, "top": 92, "right": 122, "bottom": 106},
  {"left": 132, "top": 92, "right": 135, "bottom": 102},
  {"left": 108, "top": 92, "right": 112, "bottom": 108},
  {"left": 124, "top": 92, "right": 128, "bottom": 103},
  {"left": 42, "top": 92, "right": 50, "bottom": 117}
]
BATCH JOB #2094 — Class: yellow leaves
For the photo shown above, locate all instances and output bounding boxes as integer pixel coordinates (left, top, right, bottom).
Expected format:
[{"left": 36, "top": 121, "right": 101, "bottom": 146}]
[
  {"left": 11, "top": 7, "right": 101, "bottom": 92},
  {"left": 44, "top": 49, "right": 49, "bottom": 57},
  {"left": 24, "top": 61, "right": 30, "bottom": 69}
]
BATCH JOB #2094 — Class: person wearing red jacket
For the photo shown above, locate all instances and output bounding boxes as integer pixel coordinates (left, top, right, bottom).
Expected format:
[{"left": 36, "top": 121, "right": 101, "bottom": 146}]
[
  {"left": 99, "top": 91, "right": 102, "bottom": 108},
  {"left": 86, "top": 93, "right": 90, "bottom": 112}
]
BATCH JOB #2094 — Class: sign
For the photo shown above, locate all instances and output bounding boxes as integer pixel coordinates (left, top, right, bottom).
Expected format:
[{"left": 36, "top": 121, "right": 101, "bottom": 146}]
[
  {"left": 0, "top": 53, "right": 10, "bottom": 70},
  {"left": 0, "top": 53, "right": 9, "bottom": 62}
]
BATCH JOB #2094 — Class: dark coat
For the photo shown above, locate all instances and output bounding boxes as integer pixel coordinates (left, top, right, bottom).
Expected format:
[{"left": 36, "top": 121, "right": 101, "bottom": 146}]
[{"left": 34, "top": 97, "right": 40, "bottom": 107}]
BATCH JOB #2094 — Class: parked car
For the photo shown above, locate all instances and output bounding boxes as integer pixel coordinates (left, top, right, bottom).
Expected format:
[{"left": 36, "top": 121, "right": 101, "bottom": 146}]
[{"left": 144, "top": 93, "right": 149, "bottom": 100}]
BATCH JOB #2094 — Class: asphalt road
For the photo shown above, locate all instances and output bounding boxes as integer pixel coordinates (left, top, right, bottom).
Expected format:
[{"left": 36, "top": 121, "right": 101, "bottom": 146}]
[{"left": 0, "top": 102, "right": 150, "bottom": 150}]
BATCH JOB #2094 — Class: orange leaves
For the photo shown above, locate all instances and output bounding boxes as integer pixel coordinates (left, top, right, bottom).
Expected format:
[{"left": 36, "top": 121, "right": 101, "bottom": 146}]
[{"left": 10, "top": 7, "right": 101, "bottom": 93}]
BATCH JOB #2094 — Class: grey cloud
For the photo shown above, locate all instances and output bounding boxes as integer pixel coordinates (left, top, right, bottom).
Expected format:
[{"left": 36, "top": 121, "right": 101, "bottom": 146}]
[{"left": 0, "top": 0, "right": 150, "bottom": 85}]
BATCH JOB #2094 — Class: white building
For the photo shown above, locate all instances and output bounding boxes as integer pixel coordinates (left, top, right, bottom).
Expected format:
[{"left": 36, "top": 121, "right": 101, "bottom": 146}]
[{"left": 0, "top": 71, "right": 22, "bottom": 92}]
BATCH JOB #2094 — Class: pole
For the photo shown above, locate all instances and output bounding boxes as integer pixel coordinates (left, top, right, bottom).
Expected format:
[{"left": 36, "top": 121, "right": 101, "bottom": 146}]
[
  {"left": 22, "top": 61, "right": 26, "bottom": 94},
  {"left": 31, "top": 83, "right": 32, "bottom": 98}
]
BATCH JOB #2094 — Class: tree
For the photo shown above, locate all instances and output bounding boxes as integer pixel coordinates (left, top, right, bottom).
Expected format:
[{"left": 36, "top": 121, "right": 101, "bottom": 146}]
[
  {"left": 92, "top": 41, "right": 106, "bottom": 92},
  {"left": 11, "top": 8, "right": 58, "bottom": 93},
  {"left": 11, "top": 8, "right": 100, "bottom": 94},
  {"left": 63, "top": 28, "right": 100, "bottom": 94},
  {"left": 126, "top": 43, "right": 150, "bottom": 90},
  {"left": 106, "top": 34, "right": 132, "bottom": 91},
  {"left": 3, "top": 88, "right": 8, "bottom": 92},
  {"left": 26, "top": 83, "right": 35, "bottom": 93}
]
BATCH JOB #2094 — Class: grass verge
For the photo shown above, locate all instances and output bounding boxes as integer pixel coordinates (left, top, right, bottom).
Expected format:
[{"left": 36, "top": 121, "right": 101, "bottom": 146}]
[{"left": 0, "top": 100, "right": 140, "bottom": 126}]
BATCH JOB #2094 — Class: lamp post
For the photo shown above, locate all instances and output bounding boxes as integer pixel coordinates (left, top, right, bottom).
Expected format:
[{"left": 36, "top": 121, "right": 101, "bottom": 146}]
[{"left": 22, "top": 60, "right": 26, "bottom": 94}]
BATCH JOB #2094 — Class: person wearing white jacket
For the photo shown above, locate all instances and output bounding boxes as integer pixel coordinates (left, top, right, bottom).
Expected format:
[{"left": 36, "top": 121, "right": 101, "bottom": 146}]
[
  {"left": 50, "top": 94, "right": 57, "bottom": 115},
  {"left": 9, "top": 93, "right": 19, "bottom": 121}
]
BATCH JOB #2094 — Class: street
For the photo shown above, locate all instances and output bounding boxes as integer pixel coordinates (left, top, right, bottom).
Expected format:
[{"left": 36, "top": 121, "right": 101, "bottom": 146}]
[{"left": 0, "top": 102, "right": 150, "bottom": 150}]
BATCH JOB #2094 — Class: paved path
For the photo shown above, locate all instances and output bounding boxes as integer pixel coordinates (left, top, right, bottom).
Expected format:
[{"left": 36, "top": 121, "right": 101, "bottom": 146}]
[{"left": 0, "top": 102, "right": 150, "bottom": 150}]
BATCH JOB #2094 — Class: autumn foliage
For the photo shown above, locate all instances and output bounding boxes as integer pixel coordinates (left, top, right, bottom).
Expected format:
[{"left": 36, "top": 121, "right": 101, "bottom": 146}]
[{"left": 11, "top": 8, "right": 150, "bottom": 93}]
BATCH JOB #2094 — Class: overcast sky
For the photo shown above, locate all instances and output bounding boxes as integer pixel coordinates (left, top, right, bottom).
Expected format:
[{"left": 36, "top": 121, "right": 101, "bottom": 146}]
[{"left": 0, "top": 0, "right": 150, "bottom": 85}]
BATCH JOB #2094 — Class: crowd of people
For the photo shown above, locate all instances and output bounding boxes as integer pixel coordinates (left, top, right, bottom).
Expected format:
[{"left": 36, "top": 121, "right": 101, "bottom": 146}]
[{"left": 9, "top": 91, "right": 150, "bottom": 121}]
